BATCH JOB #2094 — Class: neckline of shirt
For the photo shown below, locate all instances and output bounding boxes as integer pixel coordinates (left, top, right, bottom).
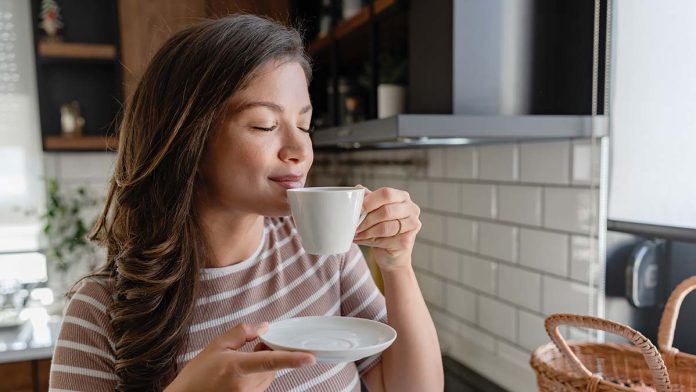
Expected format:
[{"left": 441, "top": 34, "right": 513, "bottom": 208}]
[{"left": 200, "top": 218, "right": 270, "bottom": 277}]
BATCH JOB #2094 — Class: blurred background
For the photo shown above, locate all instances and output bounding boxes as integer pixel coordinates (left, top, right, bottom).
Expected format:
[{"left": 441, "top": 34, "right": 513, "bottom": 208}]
[{"left": 1, "top": 0, "right": 696, "bottom": 391}]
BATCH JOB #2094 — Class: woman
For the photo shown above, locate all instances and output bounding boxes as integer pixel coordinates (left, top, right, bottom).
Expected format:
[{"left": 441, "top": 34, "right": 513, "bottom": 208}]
[{"left": 49, "top": 14, "right": 442, "bottom": 391}]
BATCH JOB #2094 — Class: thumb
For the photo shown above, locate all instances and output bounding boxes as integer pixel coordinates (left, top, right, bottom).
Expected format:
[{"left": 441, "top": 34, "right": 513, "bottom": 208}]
[{"left": 217, "top": 322, "right": 269, "bottom": 350}]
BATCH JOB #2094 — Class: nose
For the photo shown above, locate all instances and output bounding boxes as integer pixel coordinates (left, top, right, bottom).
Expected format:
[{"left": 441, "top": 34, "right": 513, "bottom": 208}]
[{"left": 278, "top": 125, "right": 311, "bottom": 164}]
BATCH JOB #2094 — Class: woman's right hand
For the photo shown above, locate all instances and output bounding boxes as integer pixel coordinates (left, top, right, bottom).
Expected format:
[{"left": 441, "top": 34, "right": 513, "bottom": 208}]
[{"left": 165, "top": 322, "right": 315, "bottom": 392}]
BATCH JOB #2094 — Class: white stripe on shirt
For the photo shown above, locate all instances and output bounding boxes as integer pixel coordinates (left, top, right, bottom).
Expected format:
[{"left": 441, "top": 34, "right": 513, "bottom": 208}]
[
  {"left": 287, "top": 363, "right": 348, "bottom": 392},
  {"left": 190, "top": 255, "right": 329, "bottom": 332},
  {"left": 197, "top": 246, "right": 305, "bottom": 306},
  {"left": 51, "top": 364, "right": 118, "bottom": 381},
  {"left": 71, "top": 293, "right": 107, "bottom": 314},
  {"left": 55, "top": 340, "right": 114, "bottom": 361},
  {"left": 347, "top": 289, "right": 380, "bottom": 317}
]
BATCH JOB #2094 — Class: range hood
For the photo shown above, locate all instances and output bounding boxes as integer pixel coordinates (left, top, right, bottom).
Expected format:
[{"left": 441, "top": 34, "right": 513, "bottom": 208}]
[
  {"left": 313, "top": 114, "right": 606, "bottom": 149},
  {"left": 313, "top": 0, "right": 607, "bottom": 149}
]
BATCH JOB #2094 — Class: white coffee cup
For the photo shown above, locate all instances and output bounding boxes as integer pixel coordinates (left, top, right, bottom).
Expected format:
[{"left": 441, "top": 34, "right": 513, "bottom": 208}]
[{"left": 287, "top": 187, "right": 365, "bottom": 255}]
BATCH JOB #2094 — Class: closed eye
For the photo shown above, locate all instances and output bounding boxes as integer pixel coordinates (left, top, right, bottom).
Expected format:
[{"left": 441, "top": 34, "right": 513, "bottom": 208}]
[
  {"left": 298, "top": 125, "right": 315, "bottom": 134},
  {"left": 252, "top": 126, "right": 277, "bottom": 132}
]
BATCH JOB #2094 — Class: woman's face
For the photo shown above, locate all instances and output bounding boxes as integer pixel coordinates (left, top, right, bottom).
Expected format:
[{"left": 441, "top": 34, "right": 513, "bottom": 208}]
[{"left": 200, "top": 60, "right": 314, "bottom": 217}]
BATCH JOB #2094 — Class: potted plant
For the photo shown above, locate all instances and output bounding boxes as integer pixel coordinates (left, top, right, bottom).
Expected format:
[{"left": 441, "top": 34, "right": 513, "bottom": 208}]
[
  {"left": 38, "top": 178, "right": 100, "bottom": 304},
  {"left": 359, "top": 53, "right": 408, "bottom": 118}
]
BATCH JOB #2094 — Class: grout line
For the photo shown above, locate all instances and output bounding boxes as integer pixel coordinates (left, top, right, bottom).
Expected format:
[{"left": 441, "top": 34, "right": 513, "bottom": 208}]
[
  {"left": 415, "top": 266, "right": 548, "bottom": 319},
  {"left": 420, "top": 207, "right": 594, "bottom": 237},
  {"left": 415, "top": 238, "right": 595, "bottom": 286},
  {"left": 429, "top": 302, "right": 539, "bottom": 355},
  {"left": 308, "top": 168, "right": 599, "bottom": 190}
]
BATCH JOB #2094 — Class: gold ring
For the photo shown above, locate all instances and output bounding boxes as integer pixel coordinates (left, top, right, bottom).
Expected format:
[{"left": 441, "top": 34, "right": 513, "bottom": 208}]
[{"left": 393, "top": 218, "right": 403, "bottom": 237}]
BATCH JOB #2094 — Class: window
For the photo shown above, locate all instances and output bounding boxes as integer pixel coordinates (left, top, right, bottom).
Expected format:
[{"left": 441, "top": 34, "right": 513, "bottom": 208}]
[{"left": 0, "top": 0, "right": 47, "bottom": 282}]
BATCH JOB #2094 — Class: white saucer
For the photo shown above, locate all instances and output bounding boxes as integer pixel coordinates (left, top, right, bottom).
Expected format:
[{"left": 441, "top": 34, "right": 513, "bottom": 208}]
[{"left": 260, "top": 316, "right": 397, "bottom": 363}]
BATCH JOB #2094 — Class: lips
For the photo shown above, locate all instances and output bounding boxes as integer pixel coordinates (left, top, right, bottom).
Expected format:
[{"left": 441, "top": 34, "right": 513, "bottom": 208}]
[{"left": 269, "top": 174, "right": 304, "bottom": 189}]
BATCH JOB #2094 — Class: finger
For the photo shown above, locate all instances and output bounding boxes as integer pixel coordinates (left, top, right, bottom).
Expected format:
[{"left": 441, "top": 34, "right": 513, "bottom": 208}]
[
  {"left": 237, "top": 350, "right": 316, "bottom": 374},
  {"left": 216, "top": 322, "right": 269, "bottom": 350},
  {"left": 354, "top": 230, "right": 417, "bottom": 251},
  {"left": 355, "top": 215, "right": 417, "bottom": 240},
  {"left": 356, "top": 202, "right": 413, "bottom": 234},
  {"left": 360, "top": 187, "right": 410, "bottom": 217}
]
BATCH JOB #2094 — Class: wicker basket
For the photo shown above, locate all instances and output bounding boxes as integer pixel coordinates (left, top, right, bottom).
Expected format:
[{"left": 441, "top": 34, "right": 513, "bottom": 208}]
[
  {"left": 530, "top": 314, "right": 672, "bottom": 392},
  {"left": 657, "top": 276, "right": 696, "bottom": 390}
]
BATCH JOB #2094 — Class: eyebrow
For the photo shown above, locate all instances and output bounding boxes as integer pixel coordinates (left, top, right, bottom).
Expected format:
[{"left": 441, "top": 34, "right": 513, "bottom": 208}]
[{"left": 234, "top": 101, "right": 313, "bottom": 115}]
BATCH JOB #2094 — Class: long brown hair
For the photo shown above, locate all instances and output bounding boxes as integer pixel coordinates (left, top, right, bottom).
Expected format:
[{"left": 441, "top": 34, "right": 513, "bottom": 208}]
[{"left": 89, "top": 14, "right": 311, "bottom": 391}]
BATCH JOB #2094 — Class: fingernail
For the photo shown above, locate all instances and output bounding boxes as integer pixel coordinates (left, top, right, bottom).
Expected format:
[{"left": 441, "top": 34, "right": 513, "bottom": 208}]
[
  {"left": 257, "top": 322, "right": 269, "bottom": 334},
  {"left": 302, "top": 356, "right": 316, "bottom": 366}
]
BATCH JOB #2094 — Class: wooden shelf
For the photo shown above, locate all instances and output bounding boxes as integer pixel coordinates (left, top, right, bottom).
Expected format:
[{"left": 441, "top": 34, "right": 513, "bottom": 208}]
[
  {"left": 309, "top": 35, "right": 332, "bottom": 54},
  {"left": 308, "top": 0, "right": 397, "bottom": 55},
  {"left": 38, "top": 41, "right": 117, "bottom": 60},
  {"left": 334, "top": 5, "right": 371, "bottom": 39},
  {"left": 373, "top": 0, "right": 396, "bottom": 15},
  {"left": 44, "top": 135, "right": 118, "bottom": 151}
]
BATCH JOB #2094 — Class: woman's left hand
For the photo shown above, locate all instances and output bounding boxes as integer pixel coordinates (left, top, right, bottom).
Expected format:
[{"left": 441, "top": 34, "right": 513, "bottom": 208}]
[{"left": 353, "top": 186, "right": 422, "bottom": 272}]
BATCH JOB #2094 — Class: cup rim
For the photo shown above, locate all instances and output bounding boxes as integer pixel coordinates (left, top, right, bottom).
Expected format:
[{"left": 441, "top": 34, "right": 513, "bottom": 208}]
[{"left": 287, "top": 186, "right": 363, "bottom": 193}]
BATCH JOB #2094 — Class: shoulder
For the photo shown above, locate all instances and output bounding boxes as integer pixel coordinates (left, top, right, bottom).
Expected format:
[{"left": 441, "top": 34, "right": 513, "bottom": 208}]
[{"left": 63, "top": 276, "right": 114, "bottom": 327}]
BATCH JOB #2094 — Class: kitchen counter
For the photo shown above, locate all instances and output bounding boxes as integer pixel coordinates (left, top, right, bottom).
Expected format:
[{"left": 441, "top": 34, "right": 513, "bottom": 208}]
[{"left": 0, "top": 307, "right": 61, "bottom": 364}]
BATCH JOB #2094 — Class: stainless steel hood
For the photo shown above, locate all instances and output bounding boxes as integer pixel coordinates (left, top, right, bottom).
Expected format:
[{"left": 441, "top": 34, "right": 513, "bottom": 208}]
[
  {"left": 312, "top": 0, "right": 606, "bottom": 150},
  {"left": 312, "top": 114, "right": 607, "bottom": 149}
]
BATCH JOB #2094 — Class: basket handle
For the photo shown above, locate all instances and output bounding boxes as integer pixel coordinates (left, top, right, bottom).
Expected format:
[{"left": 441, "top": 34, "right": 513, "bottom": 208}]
[
  {"left": 658, "top": 276, "right": 696, "bottom": 352},
  {"left": 545, "top": 313, "right": 672, "bottom": 392}
]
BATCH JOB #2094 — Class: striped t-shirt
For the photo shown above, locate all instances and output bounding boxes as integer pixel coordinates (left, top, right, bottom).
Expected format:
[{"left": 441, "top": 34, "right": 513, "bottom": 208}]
[{"left": 49, "top": 216, "right": 388, "bottom": 391}]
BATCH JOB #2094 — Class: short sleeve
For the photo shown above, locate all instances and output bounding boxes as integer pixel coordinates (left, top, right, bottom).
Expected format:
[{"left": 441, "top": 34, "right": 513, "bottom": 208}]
[
  {"left": 49, "top": 279, "right": 118, "bottom": 391},
  {"left": 339, "top": 244, "right": 388, "bottom": 376}
]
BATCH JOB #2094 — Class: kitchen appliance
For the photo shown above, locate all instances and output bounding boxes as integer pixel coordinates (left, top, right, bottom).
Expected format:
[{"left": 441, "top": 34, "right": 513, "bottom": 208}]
[{"left": 313, "top": 0, "right": 608, "bottom": 149}]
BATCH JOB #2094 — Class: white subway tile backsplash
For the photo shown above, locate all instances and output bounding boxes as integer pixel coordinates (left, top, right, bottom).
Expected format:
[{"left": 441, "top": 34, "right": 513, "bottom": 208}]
[
  {"left": 417, "top": 272, "right": 445, "bottom": 308},
  {"left": 519, "top": 228, "right": 569, "bottom": 277},
  {"left": 478, "top": 222, "right": 518, "bottom": 263},
  {"left": 431, "top": 308, "right": 460, "bottom": 333},
  {"left": 460, "top": 254, "right": 497, "bottom": 295},
  {"left": 431, "top": 247, "right": 460, "bottom": 279},
  {"left": 572, "top": 140, "right": 600, "bottom": 185},
  {"left": 497, "top": 264, "right": 542, "bottom": 312},
  {"left": 428, "top": 148, "right": 446, "bottom": 178},
  {"left": 517, "top": 310, "right": 549, "bottom": 352},
  {"left": 459, "top": 322, "right": 496, "bottom": 352},
  {"left": 445, "top": 147, "right": 477, "bottom": 179},
  {"left": 378, "top": 178, "right": 407, "bottom": 192},
  {"left": 445, "top": 216, "right": 476, "bottom": 252},
  {"left": 478, "top": 296, "right": 517, "bottom": 341},
  {"left": 461, "top": 184, "right": 497, "bottom": 219},
  {"left": 498, "top": 185, "right": 542, "bottom": 226},
  {"left": 58, "top": 153, "right": 116, "bottom": 182},
  {"left": 543, "top": 188, "right": 596, "bottom": 233},
  {"left": 497, "top": 340, "right": 532, "bottom": 368},
  {"left": 570, "top": 235, "right": 598, "bottom": 284},
  {"left": 418, "top": 212, "right": 444, "bottom": 243},
  {"left": 412, "top": 240, "right": 432, "bottom": 270},
  {"left": 431, "top": 182, "right": 460, "bottom": 214},
  {"left": 445, "top": 283, "right": 477, "bottom": 323},
  {"left": 543, "top": 276, "right": 595, "bottom": 315},
  {"left": 478, "top": 144, "right": 519, "bottom": 181},
  {"left": 520, "top": 141, "right": 570, "bottom": 184},
  {"left": 313, "top": 137, "right": 604, "bottom": 388},
  {"left": 406, "top": 179, "right": 430, "bottom": 209}
]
